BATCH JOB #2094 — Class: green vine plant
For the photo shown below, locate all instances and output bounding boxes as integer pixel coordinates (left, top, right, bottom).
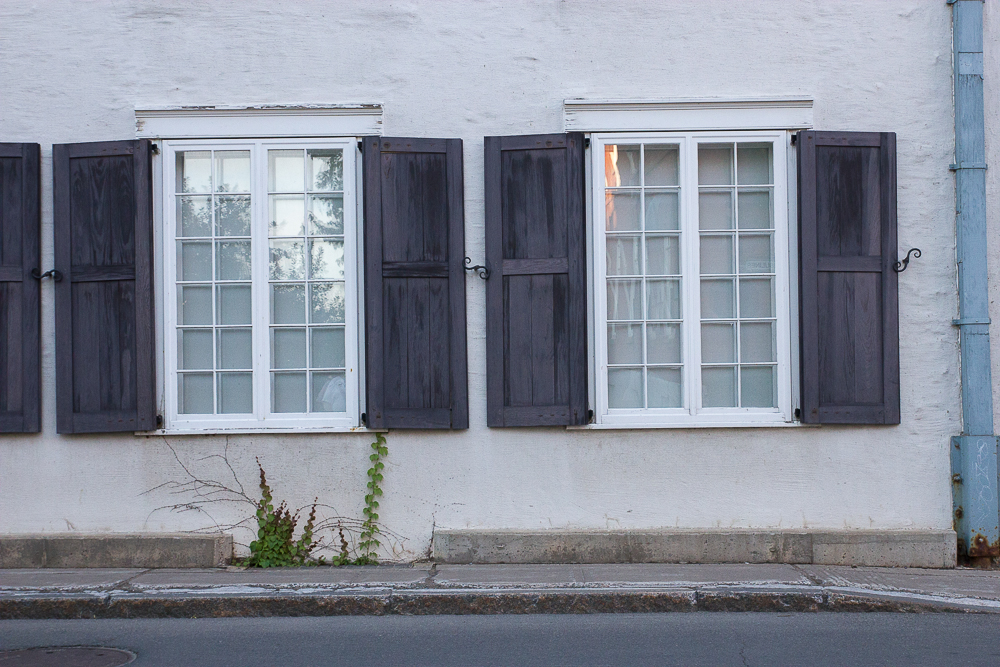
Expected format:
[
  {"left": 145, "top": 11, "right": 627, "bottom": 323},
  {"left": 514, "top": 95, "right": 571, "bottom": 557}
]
[
  {"left": 355, "top": 433, "right": 388, "bottom": 565},
  {"left": 243, "top": 458, "right": 319, "bottom": 568}
]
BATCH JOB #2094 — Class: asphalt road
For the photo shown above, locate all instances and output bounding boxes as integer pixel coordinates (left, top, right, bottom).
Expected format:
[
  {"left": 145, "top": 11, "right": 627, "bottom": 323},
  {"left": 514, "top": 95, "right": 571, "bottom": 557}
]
[{"left": 2, "top": 613, "right": 999, "bottom": 666}]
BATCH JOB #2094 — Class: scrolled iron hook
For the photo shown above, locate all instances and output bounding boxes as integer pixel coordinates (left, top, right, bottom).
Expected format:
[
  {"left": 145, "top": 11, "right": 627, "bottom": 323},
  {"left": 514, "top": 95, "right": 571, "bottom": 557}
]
[{"left": 894, "top": 248, "right": 921, "bottom": 273}]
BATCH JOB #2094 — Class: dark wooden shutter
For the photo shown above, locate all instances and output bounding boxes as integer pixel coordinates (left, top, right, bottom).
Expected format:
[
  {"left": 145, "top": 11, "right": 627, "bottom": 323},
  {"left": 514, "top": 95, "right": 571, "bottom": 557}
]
[
  {"left": 484, "top": 133, "right": 588, "bottom": 427},
  {"left": 362, "top": 137, "right": 468, "bottom": 429},
  {"left": 798, "top": 131, "right": 899, "bottom": 424},
  {"left": 53, "top": 140, "right": 155, "bottom": 433},
  {"left": 0, "top": 143, "right": 41, "bottom": 433}
]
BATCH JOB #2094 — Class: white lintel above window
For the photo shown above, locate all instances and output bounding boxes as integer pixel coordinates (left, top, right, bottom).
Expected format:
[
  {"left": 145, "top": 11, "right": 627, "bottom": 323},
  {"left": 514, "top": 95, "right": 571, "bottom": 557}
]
[
  {"left": 564, "top": 97, "right": 813, "bottom": 133},
  {"left": 135, "top": 105, "right": 383, "bottom": 139}
]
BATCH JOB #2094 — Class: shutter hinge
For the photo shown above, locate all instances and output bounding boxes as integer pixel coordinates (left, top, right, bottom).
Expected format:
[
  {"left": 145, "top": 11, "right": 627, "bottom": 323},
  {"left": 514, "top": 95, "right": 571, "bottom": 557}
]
[
  {"left": 150, "top": 144, "right": 160, "bottom": 156},
  {"left": 155, "top": 414, "right": 163, "bottom": 428},
  {"left": 358, "top": 140, "right": 363, "bottom": 152},
  {"left": 794, "top": 407, "right": 801, "bottom": 420},
  {"left": 791, "top": 134, "right": 798, "bottom": 146},
  {"left": 584, "top": 137, "right": 591, "bottom": 149},
  {"left": 360, "top": 412, "right": 367, "bottom": 427}
]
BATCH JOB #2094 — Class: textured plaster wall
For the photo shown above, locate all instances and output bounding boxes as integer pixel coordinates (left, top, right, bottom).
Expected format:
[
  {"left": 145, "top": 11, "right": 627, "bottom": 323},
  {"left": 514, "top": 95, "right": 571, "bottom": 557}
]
[{"left": 0, "top": 0, "right": 959, "bottom": 560}]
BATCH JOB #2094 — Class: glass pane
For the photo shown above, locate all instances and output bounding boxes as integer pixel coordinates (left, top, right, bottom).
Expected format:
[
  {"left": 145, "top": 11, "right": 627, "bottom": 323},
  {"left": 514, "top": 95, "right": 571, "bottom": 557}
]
[
  {"left": 178, "top": 329, "right": 213, "bottom": 370},
  {"left": 702, "top": 366, "right": 737, "bottom": 407},
  {"left": 698, "top": 144, "right": 733, "bottom": 185},
  {"left": 309, "top": 239, "right": 345, "bottom": 280},
  {"left": 647, "top": 368, "right": 682, "bottom": 408},
  {"left": 737, "top": 190, "right": 772, "bottom": 230},
  {"left": 606, "top": 236, "right": 641, "bottom": 276},
  {"left": 700, "top": 279, "right": 735, "bottom": 319},
  {"left": 608, "top": 368, "right": 643, "bottom": 408},
  {"left": 176, "top": 151, "right": 211, "bottom": 193},
  {"left": 218, "top": 373, "right": 253, "bottom": 413},
  {"left": 178, "top": 285, "right": 212, "bottom": 325},
  {"left": 311, "top": 327, "right": 346, "bottom": 368},
  {"left": 216, "top": 241, "right": 251, "bottom": 280},
  {"left": 701, "top": 323, "right": 736, "bottom": 363},
  {"left": 741, "top": 366, "right": 776, "bottom": 407},
  {"left": 311, "top": 282, "right": 346, "bottom": 323},
  {"left": 739, "top": 278, "right": 775, "bottom": 318},
  {"left": 605, "top": 145, "right": 640, "bottom": 187},
  {"left": 738, "top": 234, "right": 774, "bottom": 273},
  {"left": 699, "top": 191, "right": 733, "bottom": 230},
  {"left": 218, "top": 328, "right": 252, "bottom": 369},
  {"left": 644, "top": 146, "right": 679, "bottom": 186},
  {"left": 607, "top": 323, "right": 642, "bottom": 365},
  {"left": 605, "top": 192, "right": 640, "bottom": 231},
  {"left": 740, "top": 322, "right": 775, "bottom": 363},
  {"left": 269, "top": 239, "right": 305, "bottom": 280},
  {"left": 215, "top": 151, "right": 251, "bottom": 193},
  {"left": 272, "top": 328, "right": 307, "bottom": 369},
  {"left": 312, "top": 371, "right": 346, "bottom": 413},
  {"left": 177, "top": 241, "right": 212, "bottom": 281},
  {"left": 272, "top": 372, "right": 307, "bottom": 413},
  {"left": 737, "top": 143, "right": 773, "bottom": 185},
  {"left": 269, "top": 195, "right": 305, "bottom": 237},
  {"left": 309, "top": 195, "right": 344, "bottom": 235},
  {"left": 269, "top": 150, "right": 304, "bottom": 192},
  {"left": 215, "top": 196, "right": 250, "bottom": 236},
  {"left": 699, "top": 234, "right": 734, "bottom": 275},
  {"left": 646, "top": 279, "right": 680, "bottom": 320},
  {"left": 179, "top": 373, "right": 213, "bottom": 414},
  {"left": 645, "top": 235, "right": 679, "bottom": 276},
  {"left": 645, "top": 191, "right": 679, "bottom": 231},
  {"left": 177, "top": 196, "right": 211, "bottom": 237},
  {"left": 606, "top": 279, "right": 642, "bottom": 321},
  {"left": 309, "top": 149, "right": 343, "bottom": 191},
  {"left": 271, "top": 284, "right": 306, "bottom": 324},
  {"left": 646, "top": 323, "right": 681, "bottom": 364},
  {"left": 216, "top": 284, "right": 251, "bottom": 324}
]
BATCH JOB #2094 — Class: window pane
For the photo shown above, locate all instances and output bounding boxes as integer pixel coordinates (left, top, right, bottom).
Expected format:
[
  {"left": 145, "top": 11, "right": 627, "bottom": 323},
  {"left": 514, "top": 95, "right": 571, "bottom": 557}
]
[
  {"left": 607, "top": 279, "right": 642, "bottom": 321},
  {"left": 737, "top": 143, "right": 772, "bottom": 185},
  {"left": 605, "top": 145, "right": 640, "bottom": 187},
  {"left": 269, "top": 239, "right": 305, "bottom": 280},
  {"left": 177, "top": 196, "right": 211, "bottom": 237},
  {"left": 269, "top": 195, "right": 305, "bottom": 237},
  {"left": 740, "top": 322, "right": 775, "bottom": 363},
  {"left": 271, "top": 284, "right": 306, "bottom": 324},
  {"left": 178, "top": 329, "right": 213, "bottom": 370},
  {"left": 701, "top": 323, "right": 736, "bottom": 364},
  {"left": 272, "top": 328, "right": 307, "bottom": 369},
  {"left": 737, "top": 190, "right": 772, "bottom": 230},
  {"left": 312, "top": 371, "right": 346, "bottom": 412},
  {"left": 647, "top": 368, "right": 682, "bottom": 408},
  {"left": 700, "top": 279, "right": 735, "bottom": 319},
  {"left": 699, "top": 235, "right": 734, "bottom": 275},
  {"left": 179, "top": 373, "right": 213, "bottom": 414},
  {"left": 699, "top": 191, "right": 733, "bottom": 230},
  {"left": 606, "top": 236, "right": 641, "bottom": 276},
  {"left": 702, "top": 366, "right": 736, "bottom": 407},
  {"left": 215, "top": 196, "right": 251, "bottom": 236},
  {"left": 698, "top": 145, "right": 733, "bottom": 185},
  {"left": 218, "top": 329, "right": 252, "bottom": 369},
  {"left": 216, "top": 285, "right": 251, "bottom": 324},
  {"left": 218, "top": 373, "right": 253, "bottom": 413},
  {"left": 646, "top": 323, "right": 681, "bottom": 364},
  {"left": 272, "top": 372, "right": 307, "bottom": 413},
  {"left": 741, "top": 366, "right": 776, "bottom": 407},
  {"left": 311, "top": 282, "right": 346, "bottom": 323},
  {"left": 215, "top": 151, "right": 251, "bottom": 193},
  {"left": 608, "top": 368, "right": 643, "bottom": 408},
  {"left": 176, "top": 151, "right": 211, "bottom": 193},
  {"left": 309, "top": 149, "right": 343, "bottom": 191},
  {"left": 646, "top": 279, "right": 680, "bottom": 320},
  {"left": 605, "top": 192, "right": 640, "bottom": 231},
  {"left": 309, "top": 239, "right": 345, "bottom": 280},
  {"left": 269, "top": 150, "right": 304, "bottom": 192},
  {"left": 738, "top": 234, "right": 774, "bottom": 273},
  {"left": 739, "top": 278, "right": 775, "bottom": 318},
  {"left": 607, "top": 323, "right": 642, "bottom": 364},
  {"left": 178, "top": 285, "right": 212, "bottom": 325},
  {"left": 644, "top": 191, "right": 679, "bottom": 231},
  {"left": 178, "top": 241, "right": 212, "bottom": 281},
  {"left": 311, "top": 327, "right": 346, "bottom": 368},
  {"left": 645, "top": 235, "right": 679, "bottom": 275},
  {"left": 644, "top": 146, "right": 679, "bottom": 186},
  {"left": 309, "top": 195, "right": 344, "bottom": 235},
  {"left": 216, "top": 241, "right": 251, "bottom": 280}
]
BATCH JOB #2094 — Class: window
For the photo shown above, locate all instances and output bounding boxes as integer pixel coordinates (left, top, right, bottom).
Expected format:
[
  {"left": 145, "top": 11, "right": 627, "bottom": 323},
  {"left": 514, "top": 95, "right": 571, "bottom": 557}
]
[
  {"left": 162, "top": 138, "right": 360, "bottom": 430},
  {"left": 591, "top": 131, "right": 792, "bottom": 426}
]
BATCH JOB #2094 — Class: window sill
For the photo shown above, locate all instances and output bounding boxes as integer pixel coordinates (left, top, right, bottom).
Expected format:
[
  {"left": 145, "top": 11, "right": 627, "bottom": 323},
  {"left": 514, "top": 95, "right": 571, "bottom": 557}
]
[
  {"left": 568, "top": 419, "right": 811, "bottom": 430},
  {"left": 136, "top": 426, "right": 385, "bottom": 436}
]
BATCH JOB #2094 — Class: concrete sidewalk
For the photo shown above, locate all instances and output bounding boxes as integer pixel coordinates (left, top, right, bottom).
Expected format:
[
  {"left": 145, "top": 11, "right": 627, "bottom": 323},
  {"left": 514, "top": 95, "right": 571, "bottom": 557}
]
[{"left": 2, "top": 563, "right": 1000, "bottom": 619}]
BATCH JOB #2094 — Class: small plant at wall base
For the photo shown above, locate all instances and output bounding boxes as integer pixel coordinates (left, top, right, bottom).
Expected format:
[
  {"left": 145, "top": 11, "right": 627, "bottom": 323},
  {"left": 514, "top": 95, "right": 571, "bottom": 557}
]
[
  {"left": 355, "top": 433, "right": 388, "bottom": 565},
  {"left": 243, "top": 458, "right": 319, "bottom": 568}
]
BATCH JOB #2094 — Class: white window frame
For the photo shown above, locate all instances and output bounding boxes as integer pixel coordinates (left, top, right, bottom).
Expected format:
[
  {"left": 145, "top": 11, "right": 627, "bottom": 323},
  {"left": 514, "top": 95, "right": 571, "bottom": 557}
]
[
  {"left": 590, "top": 130, "right": 794, "bottom": 428},
  {"left": 160, "top": 137, "right": 364, "bottom": 432}
]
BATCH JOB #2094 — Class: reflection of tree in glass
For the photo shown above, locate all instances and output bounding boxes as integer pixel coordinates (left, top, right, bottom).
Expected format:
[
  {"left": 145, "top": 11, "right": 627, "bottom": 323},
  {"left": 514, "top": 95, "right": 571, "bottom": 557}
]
[
  {"left": 308, "top": 197, "right": 344, "bottom": 236},
  {"left": 179, "top": 196, "right": 211, "bottom": 236},
  {"left": 312, "top": 151, "right": 343, "bottom": 191},
  {"left": 312, "top": 283, "right": 345, "bottom": 323},
  {"left": 308, "top": 241, "right": 345, "bottom": 280},
  {"left": 216, "top": 196, "right": 251, "bottom": 236},
  {"left": 270, "top": 242, "right": 305, "bottom": 280}
]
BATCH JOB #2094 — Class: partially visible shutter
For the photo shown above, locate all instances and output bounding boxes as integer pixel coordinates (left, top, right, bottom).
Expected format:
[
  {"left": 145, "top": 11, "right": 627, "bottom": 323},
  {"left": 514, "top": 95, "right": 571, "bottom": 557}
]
[
  {"left": 363, "top": 137, "right": 468, "bottom": 429},
  {"left": 798, "top": 131, "right": 899, "bottom": 424},
  {"left": 53, "top": 140, "right": 155, "bottom": 433},
  {"left": 484, "top": 133, "right": 587, "bottom": 427},
  {"left": 0, "top": 143, "right": 41, "bottom": 433}
]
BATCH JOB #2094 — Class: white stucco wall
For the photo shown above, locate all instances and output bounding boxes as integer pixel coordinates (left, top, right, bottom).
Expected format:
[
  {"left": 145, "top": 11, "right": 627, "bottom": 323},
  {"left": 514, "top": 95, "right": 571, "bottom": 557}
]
[{"left": 0, "top": 0, "right": 960, "bottom": 560}]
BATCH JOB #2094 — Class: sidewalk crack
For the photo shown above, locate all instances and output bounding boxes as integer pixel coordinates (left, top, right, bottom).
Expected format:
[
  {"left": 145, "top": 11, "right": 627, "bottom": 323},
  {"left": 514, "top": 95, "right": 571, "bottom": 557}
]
[{"left": 791, "top": 564, "right": 823, "bottom": 586}]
